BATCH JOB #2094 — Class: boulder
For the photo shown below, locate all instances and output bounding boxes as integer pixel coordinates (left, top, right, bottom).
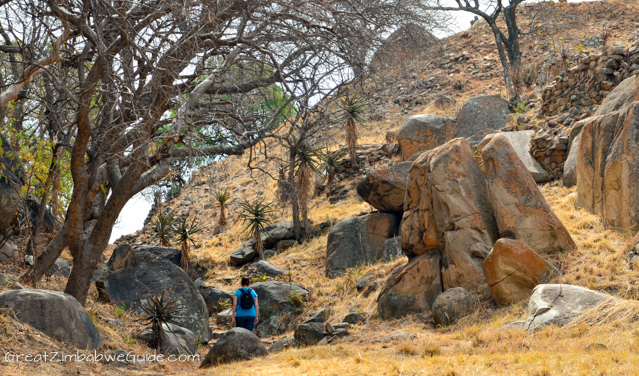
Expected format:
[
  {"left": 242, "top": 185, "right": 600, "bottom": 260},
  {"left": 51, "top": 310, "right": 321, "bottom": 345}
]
[
  {"left": 0, "top": 290, "right": 102, "bottom": 349},
  {"left": 576, "top": 102, "right": 639, "bottom": 230},
  {"left": 305, "top": 307, "right": 331, "bottom": 324},
  {"left": 230, "top": 241, "right": 258, "bottom": 266},
  {"left": 0, "top": 238, "right": 19, "bottom": 264},
  {"left": 294, "top": 323, "right": 325, "bottom": 346},
  {"left": 562, "top": 131, "right": 581, "bottom": 188},
  {"left": 46, "top": 258, "right": 71, "bottom": 278},
  {"left": 355, "top": 273, "right": 374, "bottom": 293},
  {"left": 481, "top": 131, "right": 550, "bottom": 183},
  {"left": 276, "top": 239, "right": 297, "bottom": 252},
  {"left": 200, "top": 328, "right": 268, "bottom": 368},
  {"left": 197, "top": 285, "right": 233, "bottom": 316},
  {"left": 594, "top": 75, "right": 639, "bottom": 116},
  {"left": 216, "top": 308, "right": 233, "bottom": 326},
  {"left": 382, "top": 236, "right": 403, "bottom": 261},
  {"left": 136, "top": 246, "right": 181, "bottom": 266},
  {"left": 249, "top": 260, "right": 284, "bottom": 277},
  {"left": 250, "top": 281, "right": 310, "bottom": 318},
  {"left": 397, "top": 114, "right": 457, "bottom": 160},
  {"left": 401, "top": 138, "right": 497, "bottom": 291},
  {"left": 255, "top": 315, "right": 287, "bottom": 338},
  {"left": 95, "top": 244, "right": 211, "bottom": 341},
  {"left": 343, "top": 312, "right": 365, "bottom": 325},
  {"left": 137, "top": 323, "right": 195, "bottom": 355},
  {"left": 525, "top": 284, "right": 611, "bottom": 331},
  {"left": 456, "top": 95, "right": 512, "bottom": 137},
  {"left": 0, "top": 134, "right": 24, "bottom": 232},
  {"left": 230, "top": 221, "right": 295, "bottom": 266},
  {"left": 483, "top": 239, "right": 557, "bottom": 306},
  {"left": 431, "top": 287, "right": 474, "bottom": 326},
  {"left": 466, "top": 128, "right": 497, "bottom": 148},
  {"left": 269, "top": 337, "right": 297, "bottom": 354},
  {"left": 377, "top": 251, "right": 442, "bottom": 320},
  {"left": 481, "top": 134, "right": 576, "bottom": 253},
  {"left": 356, "top": 161, "right": 412, "bottom": 212},
  {"left": 326, "top": 212, "right": 399, "bottom": 278}
]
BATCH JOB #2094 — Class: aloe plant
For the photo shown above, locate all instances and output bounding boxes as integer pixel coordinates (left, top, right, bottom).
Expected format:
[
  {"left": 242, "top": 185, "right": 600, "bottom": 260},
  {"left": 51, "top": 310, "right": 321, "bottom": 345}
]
[{"left": 239, "top": 199, "right": 274, "bottom": 259}]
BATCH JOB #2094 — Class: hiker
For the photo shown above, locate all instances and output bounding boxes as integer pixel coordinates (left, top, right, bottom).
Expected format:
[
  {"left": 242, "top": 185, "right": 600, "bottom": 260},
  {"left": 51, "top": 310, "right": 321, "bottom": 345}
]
[{"left": 232, "top": 276, "right": 259, "bottom": 331}]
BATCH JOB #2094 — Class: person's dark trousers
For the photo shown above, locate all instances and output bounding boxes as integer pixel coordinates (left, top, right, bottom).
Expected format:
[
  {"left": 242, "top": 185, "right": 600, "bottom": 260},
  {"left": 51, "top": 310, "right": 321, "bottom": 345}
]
[{"left": 235, "top": 316, "right": 256, "bottom": 331}]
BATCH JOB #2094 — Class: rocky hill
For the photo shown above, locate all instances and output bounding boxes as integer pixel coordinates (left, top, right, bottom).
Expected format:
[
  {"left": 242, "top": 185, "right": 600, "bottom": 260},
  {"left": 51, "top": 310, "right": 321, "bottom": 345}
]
[{"left": 2, "top": 1, "right": 639, "bottom": 375}]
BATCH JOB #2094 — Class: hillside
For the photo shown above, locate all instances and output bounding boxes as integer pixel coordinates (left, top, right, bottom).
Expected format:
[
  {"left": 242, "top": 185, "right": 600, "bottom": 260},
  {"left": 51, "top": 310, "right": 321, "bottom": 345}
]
[{"left": 2, "top": 1, "right": 639, "bottom": 375}]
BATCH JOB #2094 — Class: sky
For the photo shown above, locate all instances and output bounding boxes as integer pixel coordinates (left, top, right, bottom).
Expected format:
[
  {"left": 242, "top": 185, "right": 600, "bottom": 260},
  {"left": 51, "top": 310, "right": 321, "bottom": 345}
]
[{"left": 108, "top": 0, "right": 602, "bottom": 244}]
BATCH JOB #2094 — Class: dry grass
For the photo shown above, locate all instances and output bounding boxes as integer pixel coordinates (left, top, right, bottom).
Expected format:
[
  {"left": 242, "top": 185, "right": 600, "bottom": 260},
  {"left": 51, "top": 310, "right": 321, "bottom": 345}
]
[{"left": 4, "top": 2, "right": 639, "bottom": 374}]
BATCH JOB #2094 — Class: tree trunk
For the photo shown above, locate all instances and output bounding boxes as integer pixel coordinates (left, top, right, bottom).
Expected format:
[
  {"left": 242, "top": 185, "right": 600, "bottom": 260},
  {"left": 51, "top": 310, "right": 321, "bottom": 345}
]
[
  {"left": 65, "top": 241, "right": 101, "bottom": 305},
  {"left": 490, "top": 25, "right": 515, "bottom": 96},
  {"left": 288, "top": 146, "right": 301, "bottom": 240},
  {"left": 20, "top": 222, "right": 68, "bottom": 283}
]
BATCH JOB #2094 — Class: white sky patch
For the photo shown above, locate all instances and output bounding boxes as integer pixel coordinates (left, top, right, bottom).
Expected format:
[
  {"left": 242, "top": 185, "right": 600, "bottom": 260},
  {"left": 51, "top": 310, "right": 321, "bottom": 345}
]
[{"left": 109, "top": 192, "right": 153, "bottom": 243}]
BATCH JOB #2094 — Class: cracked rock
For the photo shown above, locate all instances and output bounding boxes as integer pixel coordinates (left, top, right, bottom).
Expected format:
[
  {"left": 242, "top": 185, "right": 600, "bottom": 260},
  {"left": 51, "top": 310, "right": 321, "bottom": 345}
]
[
  {"left": 525, "top": 284, "right": 612, "bottom": 331},
  {"left": 483, "top": 238, "right": 557, "bottom": 306}
]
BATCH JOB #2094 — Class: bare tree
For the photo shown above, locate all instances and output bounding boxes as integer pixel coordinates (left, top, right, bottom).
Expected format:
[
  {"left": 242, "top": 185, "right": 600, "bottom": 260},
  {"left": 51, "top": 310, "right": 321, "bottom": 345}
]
[
  {"left": 0, "top": 0, "right": 446, "bottom": 305},
  {"left": 428, "top": 0, "right": 563, "bottom": 95}
]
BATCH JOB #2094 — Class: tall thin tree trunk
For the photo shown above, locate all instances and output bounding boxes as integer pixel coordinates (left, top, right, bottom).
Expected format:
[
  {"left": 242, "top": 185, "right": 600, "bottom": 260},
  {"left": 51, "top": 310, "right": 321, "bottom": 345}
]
[{"left": 288, "top": 146, "right": 301, "bottom": 240}]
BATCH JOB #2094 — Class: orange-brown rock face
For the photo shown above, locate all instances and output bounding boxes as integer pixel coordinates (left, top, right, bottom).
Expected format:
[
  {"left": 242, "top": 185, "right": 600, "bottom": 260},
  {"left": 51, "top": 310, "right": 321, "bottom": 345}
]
[
  {"left": 401, "top": 138, "right": 498, "bottom": 291},
  {"left": 356, "top": 161, "right": 412, "bottom": 212},
  {"left": 483, "top": 238, "right": 556, "bottom": 306},
  {"left": 377, "top": 251, "right": 442, "bottom": 320},
  {"left": 481, "top": 134, "right": 577, "bottom": 254},
  {"left": 576, "top": 102, "right": 639, "bottom": 230},
  {"left": 396, "top": 114, "right": 457, "bottom": 160}
]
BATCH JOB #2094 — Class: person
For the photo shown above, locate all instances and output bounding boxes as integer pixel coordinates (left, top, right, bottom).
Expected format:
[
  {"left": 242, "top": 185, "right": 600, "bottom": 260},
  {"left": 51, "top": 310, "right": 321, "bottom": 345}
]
[{"left": 232, "top": 276, "right": 259, "bottom": 331}]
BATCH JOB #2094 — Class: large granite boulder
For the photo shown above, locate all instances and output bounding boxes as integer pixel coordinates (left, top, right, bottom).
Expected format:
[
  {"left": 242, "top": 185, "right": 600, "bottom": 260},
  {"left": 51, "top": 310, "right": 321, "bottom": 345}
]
[
  {"left": 377, "top": 251, "right": 442, "bottom": 320},
  {"left": 576, "top": 102, "right": 639, "bottom": 230},
  {"left": 95, "top": 244, "right": 211, "bottom": 341},
  {"left": 401, "top": 138, "right": 498, "bottom": 291},
  {"left": 481, "top": 134, "right": 576, "bottom": 253},
  {"left": 483, "top": 238, "right": 556, "bottom": 306},
  {"left": 326, "top": 212, "right": 399, "bottom": 278},
  {"left": 0, "top": 134, "right": 24, "bottom": 233},
  {"left": 594, "top": 75, "right": 639, "bottom": 116},
  {"left": 230, "top": 221, "right": 295, "bottom": 266},
  {"left": 250, "top": 281, "right": 310, "bottom": 319},
  {"left": 456, "top": 95, "right": 512, "bottom": 137},
  {"left": 397, "top": 114, "right": 457, "bottom": 160},
  {"left": 525, "top": 284, "right": 611, "bottom": 331},
  {"left": 0, "top": 290, "right": 102, "bottom": 349},
  {"left": 481, "top": 130, "right": 550, "bottom": 183},
  {"left": 356, "top": 162, "right": 412, "bottom": 212},
  {"left": 137, "top": 323, "right": 196, "bottom": 355},
  {"left": 200, "top": 328, "right": 267, "bottom": 368}
]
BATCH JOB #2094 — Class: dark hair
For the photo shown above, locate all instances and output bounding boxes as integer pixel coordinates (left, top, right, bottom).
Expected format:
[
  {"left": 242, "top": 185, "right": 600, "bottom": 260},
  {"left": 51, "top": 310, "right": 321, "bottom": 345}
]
[{"left": 241, "top": 276, "right": 250, "bottom": 286}]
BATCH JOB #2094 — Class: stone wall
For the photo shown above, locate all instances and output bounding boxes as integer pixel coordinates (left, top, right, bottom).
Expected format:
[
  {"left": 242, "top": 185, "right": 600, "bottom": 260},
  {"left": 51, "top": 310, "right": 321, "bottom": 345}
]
[
  {"left": 541, "top": 46, "right": 639, "bottom": 119},
  {"left": 529, "top": 129, "right": 570, "bottom": 180}
]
